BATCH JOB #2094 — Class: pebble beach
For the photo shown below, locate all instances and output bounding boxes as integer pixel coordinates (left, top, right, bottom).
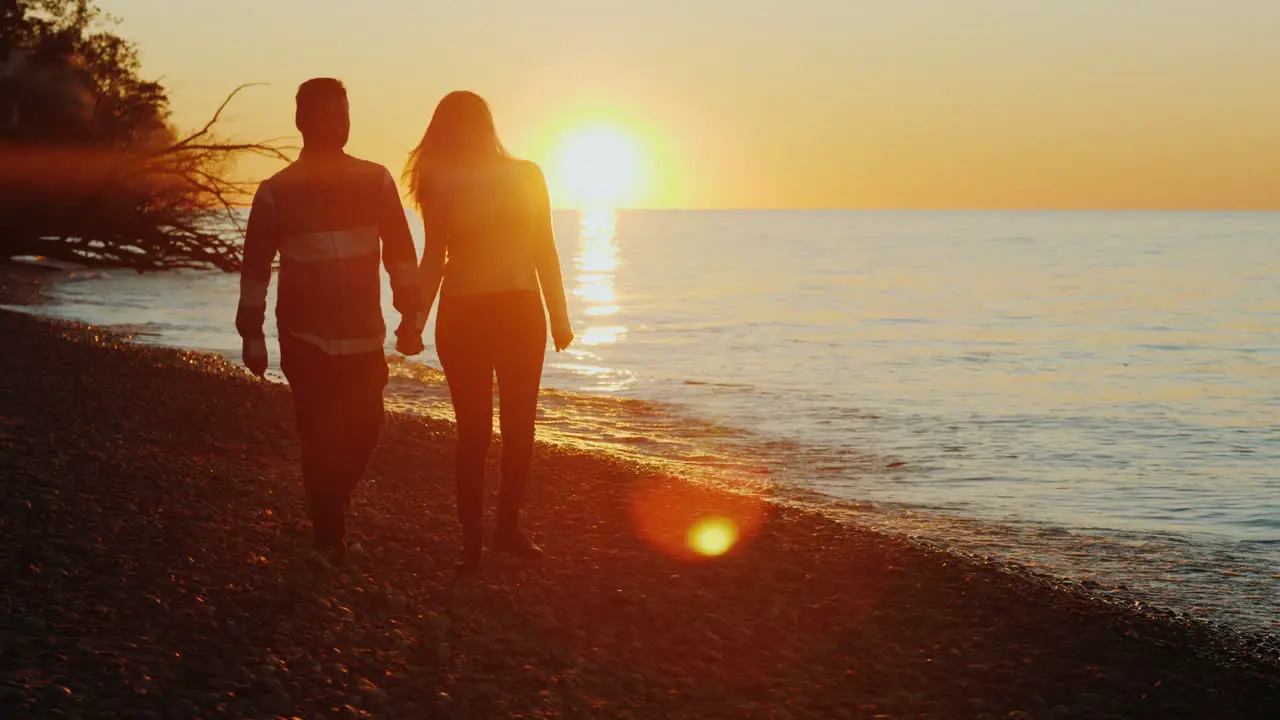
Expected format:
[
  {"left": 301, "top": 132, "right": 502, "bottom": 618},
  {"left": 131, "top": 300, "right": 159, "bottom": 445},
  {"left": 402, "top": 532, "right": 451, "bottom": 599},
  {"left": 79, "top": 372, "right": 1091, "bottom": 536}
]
[{"left": 1, "top": 295, "right": 1279, "bottom": 719}]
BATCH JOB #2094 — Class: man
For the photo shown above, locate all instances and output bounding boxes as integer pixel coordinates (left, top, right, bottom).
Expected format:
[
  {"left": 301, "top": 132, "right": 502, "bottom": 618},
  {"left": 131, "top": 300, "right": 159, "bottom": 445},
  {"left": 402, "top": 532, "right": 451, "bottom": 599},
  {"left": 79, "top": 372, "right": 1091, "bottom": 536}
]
[{"left": 236, "top": 78, "right": 425, "bottom": 565}]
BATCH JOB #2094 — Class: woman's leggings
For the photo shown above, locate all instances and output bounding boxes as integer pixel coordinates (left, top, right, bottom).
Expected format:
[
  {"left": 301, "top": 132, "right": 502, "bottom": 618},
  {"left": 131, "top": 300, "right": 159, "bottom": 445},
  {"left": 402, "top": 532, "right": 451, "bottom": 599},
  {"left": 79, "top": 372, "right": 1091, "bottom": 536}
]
[{"left": 435, "top": 290, "right": 547, "bottom": 534}]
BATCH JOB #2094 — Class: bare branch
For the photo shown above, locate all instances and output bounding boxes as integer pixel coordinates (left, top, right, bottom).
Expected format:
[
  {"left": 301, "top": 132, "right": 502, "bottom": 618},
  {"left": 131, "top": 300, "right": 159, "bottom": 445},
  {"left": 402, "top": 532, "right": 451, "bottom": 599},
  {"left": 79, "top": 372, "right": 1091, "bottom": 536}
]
[{"left": 164, "top": 83, "right": 268, "bottom": 153}]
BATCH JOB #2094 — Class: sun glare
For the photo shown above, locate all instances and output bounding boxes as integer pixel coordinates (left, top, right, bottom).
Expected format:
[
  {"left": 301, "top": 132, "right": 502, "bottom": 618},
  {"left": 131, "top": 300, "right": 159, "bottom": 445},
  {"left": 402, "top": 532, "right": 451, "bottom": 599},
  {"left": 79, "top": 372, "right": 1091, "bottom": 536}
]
[
  {"left": 629, "top": 481, "right": 766, "bottom": 563},
  {"left": 687, "top": 516, "right": 739, "bottom": 557},
  {"left": 552, "top": 126, "right": 641, "bottom": 209}
]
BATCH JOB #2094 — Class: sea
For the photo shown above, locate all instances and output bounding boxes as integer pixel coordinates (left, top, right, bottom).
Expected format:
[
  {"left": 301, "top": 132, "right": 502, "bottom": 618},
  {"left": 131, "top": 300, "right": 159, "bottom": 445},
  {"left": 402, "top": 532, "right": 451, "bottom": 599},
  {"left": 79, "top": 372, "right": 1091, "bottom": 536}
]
[{"left": 11, "top": 209, "right": 1279, "bottom": 634}]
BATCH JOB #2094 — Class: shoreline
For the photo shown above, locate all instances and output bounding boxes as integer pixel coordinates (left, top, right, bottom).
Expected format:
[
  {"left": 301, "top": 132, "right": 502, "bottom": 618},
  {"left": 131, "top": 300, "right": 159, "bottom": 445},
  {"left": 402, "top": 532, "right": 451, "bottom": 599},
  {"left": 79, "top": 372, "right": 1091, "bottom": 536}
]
[
  {"left": 0, "top": 259, "right": 61, "bottom": 307},
  {"left": 7, "top": 258, "right": 1278, "bottom": 637},
  {"left": 2, "top": 309, "right": 1278, "bottom": 719}
]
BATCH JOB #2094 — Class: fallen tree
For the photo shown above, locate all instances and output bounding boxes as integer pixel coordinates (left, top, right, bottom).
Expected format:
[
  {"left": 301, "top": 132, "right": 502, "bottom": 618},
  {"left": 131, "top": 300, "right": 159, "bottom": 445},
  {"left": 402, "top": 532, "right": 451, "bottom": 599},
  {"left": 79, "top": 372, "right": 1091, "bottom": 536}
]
[{"left": 0, "top": 0, "right": 291, "bottom": 271}]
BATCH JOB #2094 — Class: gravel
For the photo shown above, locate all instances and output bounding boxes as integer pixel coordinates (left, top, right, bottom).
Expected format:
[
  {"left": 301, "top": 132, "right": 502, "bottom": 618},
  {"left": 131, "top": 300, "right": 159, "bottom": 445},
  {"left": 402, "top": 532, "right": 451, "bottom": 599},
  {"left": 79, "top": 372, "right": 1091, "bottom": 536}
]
[{"left": 1, "top": 309, "right": 1277, "bottom": 719}]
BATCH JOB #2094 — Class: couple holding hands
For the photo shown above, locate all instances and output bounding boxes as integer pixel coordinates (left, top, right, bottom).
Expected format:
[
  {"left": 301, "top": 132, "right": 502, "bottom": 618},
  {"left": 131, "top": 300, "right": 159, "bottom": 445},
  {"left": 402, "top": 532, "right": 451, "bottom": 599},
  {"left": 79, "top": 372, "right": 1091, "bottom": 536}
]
[{"left": 236, "top": 79, "right": 573, "bottom": 572}]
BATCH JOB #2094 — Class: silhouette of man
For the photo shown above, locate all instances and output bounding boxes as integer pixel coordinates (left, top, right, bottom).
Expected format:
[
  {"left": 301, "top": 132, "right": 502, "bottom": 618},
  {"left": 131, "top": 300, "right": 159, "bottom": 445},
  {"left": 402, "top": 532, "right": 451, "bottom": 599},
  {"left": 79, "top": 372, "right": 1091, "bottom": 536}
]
[{"left": 236, "top": 78, "right": 425, "bottom": 565}]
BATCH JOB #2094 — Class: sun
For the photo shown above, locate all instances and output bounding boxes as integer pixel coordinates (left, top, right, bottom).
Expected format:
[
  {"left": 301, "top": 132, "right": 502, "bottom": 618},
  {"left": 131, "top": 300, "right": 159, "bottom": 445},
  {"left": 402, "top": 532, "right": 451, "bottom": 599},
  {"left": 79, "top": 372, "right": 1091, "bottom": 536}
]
[{"left": 551, "top": 125, "right": 641, "bottom": 209}]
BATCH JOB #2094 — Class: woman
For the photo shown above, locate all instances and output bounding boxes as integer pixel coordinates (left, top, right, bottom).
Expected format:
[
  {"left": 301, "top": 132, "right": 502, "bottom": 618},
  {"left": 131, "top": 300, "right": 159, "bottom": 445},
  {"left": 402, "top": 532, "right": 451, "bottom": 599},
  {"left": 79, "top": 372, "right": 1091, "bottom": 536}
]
[{"left": 401, "top": 91, "right": 574, "bottom": 571}]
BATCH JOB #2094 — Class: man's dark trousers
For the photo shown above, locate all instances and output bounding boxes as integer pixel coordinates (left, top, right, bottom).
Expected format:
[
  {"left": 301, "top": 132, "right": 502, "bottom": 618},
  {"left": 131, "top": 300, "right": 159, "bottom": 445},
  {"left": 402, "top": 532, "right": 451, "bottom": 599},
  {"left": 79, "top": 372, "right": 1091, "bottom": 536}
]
[{"left": 279, "top": 334, "right": 388, "bottom": 551}]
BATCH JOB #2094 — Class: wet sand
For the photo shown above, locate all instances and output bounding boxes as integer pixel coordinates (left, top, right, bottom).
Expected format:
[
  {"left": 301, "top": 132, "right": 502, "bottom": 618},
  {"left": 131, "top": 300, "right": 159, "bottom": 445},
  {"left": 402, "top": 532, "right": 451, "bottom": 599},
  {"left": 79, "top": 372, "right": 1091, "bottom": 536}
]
[
  {"left": 0, "top": 260, "right": 58, "bottom": 306},
  {"left": 1, "top": 308, "right": 1278, "bottom": 719}
]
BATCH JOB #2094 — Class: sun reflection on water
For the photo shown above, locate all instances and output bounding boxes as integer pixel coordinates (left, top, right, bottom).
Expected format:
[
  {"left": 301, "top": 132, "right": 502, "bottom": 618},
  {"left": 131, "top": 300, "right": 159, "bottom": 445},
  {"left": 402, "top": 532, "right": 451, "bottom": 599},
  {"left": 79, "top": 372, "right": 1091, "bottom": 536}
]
[{"left": 563, "top": 208, "right": 632, "bottom": 391}]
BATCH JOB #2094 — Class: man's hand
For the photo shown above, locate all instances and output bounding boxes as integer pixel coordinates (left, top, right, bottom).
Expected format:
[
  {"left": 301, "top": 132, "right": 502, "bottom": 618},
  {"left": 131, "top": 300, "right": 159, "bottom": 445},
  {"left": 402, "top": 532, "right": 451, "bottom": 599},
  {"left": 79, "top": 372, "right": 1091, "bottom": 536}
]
[
  {"left": 552, "top": 324, "right": 574, "bottom": 353},
  {"left": 395, "top": 313, "right": 426, "bottom": 356},
  {"left": 243, "top": 337, "right": 268, "bottom": 378}
]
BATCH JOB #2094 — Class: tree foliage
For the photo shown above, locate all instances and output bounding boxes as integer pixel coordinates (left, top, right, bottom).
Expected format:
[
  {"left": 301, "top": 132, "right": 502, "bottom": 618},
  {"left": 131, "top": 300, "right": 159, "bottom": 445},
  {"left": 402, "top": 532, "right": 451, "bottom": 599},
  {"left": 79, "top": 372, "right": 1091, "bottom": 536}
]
[{"left": 0, "top": 0, "right": 290, "bottom": 270}]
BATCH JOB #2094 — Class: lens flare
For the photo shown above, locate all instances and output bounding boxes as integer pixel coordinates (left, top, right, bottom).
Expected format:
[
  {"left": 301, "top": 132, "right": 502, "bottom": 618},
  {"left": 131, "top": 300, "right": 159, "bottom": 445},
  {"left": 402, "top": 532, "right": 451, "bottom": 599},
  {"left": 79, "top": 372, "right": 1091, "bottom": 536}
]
[
  {"left": 628, "top": 478, "right": 768, "bottom": 563},
  {"left": 687, "top": 516, "right": 739, "bottom": 557}
]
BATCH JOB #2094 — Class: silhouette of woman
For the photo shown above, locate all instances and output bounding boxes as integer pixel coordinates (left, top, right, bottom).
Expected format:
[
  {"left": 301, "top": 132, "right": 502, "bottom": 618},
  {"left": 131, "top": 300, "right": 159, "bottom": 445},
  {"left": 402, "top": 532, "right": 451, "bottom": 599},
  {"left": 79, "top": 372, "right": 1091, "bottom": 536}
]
[{"left": 402, "top": 91, "right": 573, "bottom": 571}]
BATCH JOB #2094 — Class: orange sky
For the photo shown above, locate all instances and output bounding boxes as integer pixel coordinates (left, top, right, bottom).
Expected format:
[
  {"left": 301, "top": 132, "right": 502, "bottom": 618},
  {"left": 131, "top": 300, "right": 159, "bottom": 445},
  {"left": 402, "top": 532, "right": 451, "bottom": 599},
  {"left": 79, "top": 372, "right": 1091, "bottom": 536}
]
[{"left": 100, "top": 0, "right": 1280, "bottom": 209}]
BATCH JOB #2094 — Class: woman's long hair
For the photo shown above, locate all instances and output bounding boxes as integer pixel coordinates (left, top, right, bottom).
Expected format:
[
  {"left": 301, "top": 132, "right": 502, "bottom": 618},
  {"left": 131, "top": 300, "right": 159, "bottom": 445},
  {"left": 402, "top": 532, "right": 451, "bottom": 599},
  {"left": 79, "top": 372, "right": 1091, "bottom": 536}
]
[{"left": 404, "top": 90, "right": 510, "bottom": 211}]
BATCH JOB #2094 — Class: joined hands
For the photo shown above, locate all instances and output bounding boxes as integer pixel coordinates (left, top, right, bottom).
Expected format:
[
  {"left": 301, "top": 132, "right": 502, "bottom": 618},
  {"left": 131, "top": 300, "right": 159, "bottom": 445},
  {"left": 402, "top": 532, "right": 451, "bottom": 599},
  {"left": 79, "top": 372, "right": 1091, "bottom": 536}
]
[{"left": 395, "top": 314, "right": 426, "bottom": 356}]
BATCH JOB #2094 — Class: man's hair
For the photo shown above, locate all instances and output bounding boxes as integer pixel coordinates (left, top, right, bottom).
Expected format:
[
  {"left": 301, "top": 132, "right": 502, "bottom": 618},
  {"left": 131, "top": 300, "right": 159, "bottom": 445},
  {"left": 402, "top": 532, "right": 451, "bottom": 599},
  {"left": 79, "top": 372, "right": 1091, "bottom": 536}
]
[{"left": 296, "top": 78, "right": 347, "bottom": 122}]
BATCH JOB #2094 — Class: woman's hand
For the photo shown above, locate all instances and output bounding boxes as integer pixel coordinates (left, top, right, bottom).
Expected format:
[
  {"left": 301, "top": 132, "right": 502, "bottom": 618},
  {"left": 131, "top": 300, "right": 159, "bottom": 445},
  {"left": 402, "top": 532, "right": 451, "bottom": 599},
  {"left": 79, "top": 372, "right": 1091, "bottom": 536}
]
[{"left": 552, "top": 324, "right": 574, "bottom": 352}]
